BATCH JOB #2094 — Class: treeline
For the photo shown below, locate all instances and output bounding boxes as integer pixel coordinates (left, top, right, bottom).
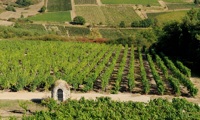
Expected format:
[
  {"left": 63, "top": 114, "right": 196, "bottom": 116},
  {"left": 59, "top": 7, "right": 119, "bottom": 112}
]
[{"left": 152, "top": 8, "right": 200, "bottom": 70}]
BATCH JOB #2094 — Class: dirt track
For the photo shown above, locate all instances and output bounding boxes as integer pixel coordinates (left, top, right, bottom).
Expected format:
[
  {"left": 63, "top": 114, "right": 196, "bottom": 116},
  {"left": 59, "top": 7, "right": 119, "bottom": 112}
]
[
  {"left": 0, "top": 91, "right": 150, "bottom": 103},
  {"left": 0, "top": 0, "right": 44, "bottom": 20}
]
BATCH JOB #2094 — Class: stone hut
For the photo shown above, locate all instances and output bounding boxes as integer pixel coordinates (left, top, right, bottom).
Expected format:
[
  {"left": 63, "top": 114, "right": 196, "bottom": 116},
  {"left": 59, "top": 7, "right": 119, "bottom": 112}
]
[{"left": 51, "top": 80, "right": 70, "bottom": 102}]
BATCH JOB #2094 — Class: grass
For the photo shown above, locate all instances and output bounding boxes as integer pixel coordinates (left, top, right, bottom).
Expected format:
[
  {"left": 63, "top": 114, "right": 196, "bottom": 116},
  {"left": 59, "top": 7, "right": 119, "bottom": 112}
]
[
  {"left": 47, "top": 0, "right": 72, "bottom": 12},
  {"left": 74, "top": 0, "right": 97, "bottom": 4},
  {"left": 29, "top": 12, "right": 71, "bottom": 22},
  {"left": 163, "top": 0, "right": 193, "bottom": 3},
  {"left": 99, "top": 28, "right": 142, "bottom": 39},
  {"left": 75, "top": 6, "right": 141, "bottom": 26},
  {"left": 101, "top": 0, "right": 160, "bottom": 6},
  {"left": 16, "top": 23, "right": 46, "bottom": 31},
  {"left": 147, "top": 11, "right": 188, "bottom": 25},
  {"left": 167, "top": 3, "right": 199, "bottom": 10},
  {"left": 0, "top": 100, "right": 45, "bottom": 119}
]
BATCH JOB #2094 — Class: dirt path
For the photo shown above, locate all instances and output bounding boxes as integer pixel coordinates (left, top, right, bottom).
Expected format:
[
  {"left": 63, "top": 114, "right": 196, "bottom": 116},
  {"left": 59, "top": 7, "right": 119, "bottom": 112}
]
[
  {"left": 96, "top": 0, "right": 103, "bottom": 6},
  {"left": 0, "top": 91, "right": 150, "bottom": 103},
  {"left": 0, "top": 20, "right": 13, "bottom": 26},
  {"left": 133, "top": 5, "right": 147, "bottom": 20},
  {"left": 71, "top": 0, "right": 77, "bottom": 20},
  {"left": 0, "top": 0, "right": 44, "bottom": 20},
  {"left": 158, "top": 0, "right": 168, "bottom": 10},
  {"left": 1, "top": 91, "right": 200, "bottom": 104}
]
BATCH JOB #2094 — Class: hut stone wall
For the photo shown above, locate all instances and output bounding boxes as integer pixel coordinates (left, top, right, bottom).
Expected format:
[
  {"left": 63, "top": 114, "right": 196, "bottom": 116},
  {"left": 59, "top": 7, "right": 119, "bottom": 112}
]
[{"left": 51, "top": 80, "right": 70, "bottom": 101}]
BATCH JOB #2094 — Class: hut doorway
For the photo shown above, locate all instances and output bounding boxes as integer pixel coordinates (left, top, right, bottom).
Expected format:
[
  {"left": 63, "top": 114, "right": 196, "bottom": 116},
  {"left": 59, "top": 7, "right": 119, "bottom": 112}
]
[{"left": 57, "top": 89, "right": 63, "bottom": 101}]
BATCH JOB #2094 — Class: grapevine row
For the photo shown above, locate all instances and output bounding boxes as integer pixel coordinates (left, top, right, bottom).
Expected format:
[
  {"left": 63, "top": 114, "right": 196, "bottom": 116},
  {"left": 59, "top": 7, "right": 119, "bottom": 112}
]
[
  {"left": 161, "top": 54, "right": 198, "bottom": 96},
  {"left": 127, "top": 45, "right": 135, "bottom": 91},
  {"left": 138, "top": 47, "right": 150, "bottom": 94},
  {"left": 147, "top": 54, "right": 165, "bottom": 95}
]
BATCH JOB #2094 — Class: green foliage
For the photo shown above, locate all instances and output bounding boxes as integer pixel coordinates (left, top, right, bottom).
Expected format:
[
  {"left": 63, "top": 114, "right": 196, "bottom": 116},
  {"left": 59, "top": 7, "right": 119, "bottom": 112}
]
[
  {"left": 16, "top": 0, "right": 32, "bottom": 6},
  {"left": 73, "top": 16, "right": 86, "bottom": 25},
  {"left": 153, "top": 8, "right": 200, "bottom": 70},
  {"left": 39, "top": 6, "right": 46, "bottom": 13},
  {"left": 106, "top": 37, "right": 134, "bottom": 46},
  {"left": 138, "top": 47, "right": 150, "bottom": 94},
  {"left": 119, "top": 21, "right": 125, "bottom": 28},
  {"left": 6, "top": 5, "right": 16, "bottom": 12},
  {"left": 23, "top": 97, "right": 200, "bottom": 119},
  {"left": 147, "top": 54, "right": 165, "bottom": 95},
  {"left": 194, "top": 0, "right": 200, "bottom": 4},
  {"left": 0, "top": 26, "right": 46, "bottom": 39},
  {"left": 127, "top": 45, "right": 135, "bottom": 91},
  {"left": 131, "top": 18, "right": 154, "bottom": 27}
]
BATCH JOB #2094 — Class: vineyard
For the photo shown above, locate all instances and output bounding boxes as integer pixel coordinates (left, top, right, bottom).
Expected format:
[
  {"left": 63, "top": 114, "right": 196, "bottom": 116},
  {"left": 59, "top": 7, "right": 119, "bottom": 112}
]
[
  {"left": 75, "top": 6, "right": 141, "bottom": 26},
  {"left": 23, "top": 97, "right": 200, "bottom": 119},
  {"left": 101, "top": 0, "right": 159, "bottom": 6},
  {"left": 47, "top": 0, "right": 72, "bottom": 12},
  {"left": 74, "top": 0, "right": 97, "bottom": 4},
  {"left": 0, "top": 40, "right": 198, "bottom": 96}
]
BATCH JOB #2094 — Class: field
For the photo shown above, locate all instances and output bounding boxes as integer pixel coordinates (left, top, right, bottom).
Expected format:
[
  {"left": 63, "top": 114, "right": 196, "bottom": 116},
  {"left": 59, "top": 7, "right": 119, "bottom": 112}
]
[
  {"left": 47, "top": 0, "right": 72, "bottom": 12},
  {"left": 167, "top": 3, "right": 199, "bottom": 10},
  {"left": 74, "top": 0, "right": 97, "bottom": 4},
  {"left": 101, "top": 0, "right": 160, "bottom": 6},
  {"left": 29, "top": 12, "right": 71, "bottom": 22},
  {"left": 163, "top": 0, "right": 192, "bottom": 3},
  {"left": 147, "top": 11, "right": 188, "bottom": 25},
  {"left": 75, "top": 6, "right": 141, "bottom": 26},
  {"left": 0, "top": 40, "right": 197, "bottom": 97}
]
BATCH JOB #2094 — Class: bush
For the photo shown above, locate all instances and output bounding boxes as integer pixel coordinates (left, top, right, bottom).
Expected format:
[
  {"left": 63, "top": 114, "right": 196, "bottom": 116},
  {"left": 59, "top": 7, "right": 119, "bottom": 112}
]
[
  {"left": 131, "top": 18, "right": 154, "bottom": 27},
  {"left": 6, "top": 5, "right": 16, "bottom": 12},
  {"left": 72, "top": 16, "right": 86, "bottom": 25},
  {"left": 16, "top": 0, "right": 32, "bottom": 6},
  {"left": 119, "top": 21, "right": 125, "bottom": 28},
  {"left": 39, "top": 6, "right": 46, "bottom": 13}
]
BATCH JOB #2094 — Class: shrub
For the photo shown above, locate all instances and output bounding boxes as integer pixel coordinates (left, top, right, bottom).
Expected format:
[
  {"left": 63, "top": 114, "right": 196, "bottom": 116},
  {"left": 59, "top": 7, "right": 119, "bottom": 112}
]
[
  {"left": 16, "top": 0, "right": 32, "bottom": 6},
  {"left": 6, "top": 5, "right": 16, "bottom": 12},
  {"left": 131, "top": 18, "right": 154, "bottom": 27},
  {"left": 39, "top": 6, "right": 46, "bottom": 13},
  {"left": 119, "top": 21, "right": 125, "bottom": 28},
  {"left": 72, "top": 16, "right": 86, "bottom": 25}
]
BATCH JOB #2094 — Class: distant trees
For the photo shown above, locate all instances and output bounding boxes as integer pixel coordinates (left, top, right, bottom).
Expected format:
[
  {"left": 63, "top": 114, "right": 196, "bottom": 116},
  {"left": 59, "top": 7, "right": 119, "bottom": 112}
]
[
  {"left": 73, "top": 16, "right": 86, "bottom": 25},
  {"left": 194, "top": 0, "right": 200, "bottom": 4},
  {"left": 153, "top": 8, "right": 200, "bottom": 70},
  {"left": 131, "top": 18, "right": 154, "bottom": 27}
]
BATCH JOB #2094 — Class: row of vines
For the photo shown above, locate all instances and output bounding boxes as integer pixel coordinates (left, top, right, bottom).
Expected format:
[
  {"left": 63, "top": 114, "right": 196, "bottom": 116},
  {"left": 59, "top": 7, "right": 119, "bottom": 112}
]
[
  {"left": 0, "top": 40, "right": 197, "bottom": 96},
  {"left": 22, "top": 97, "right": 200, "bottom": 119}
]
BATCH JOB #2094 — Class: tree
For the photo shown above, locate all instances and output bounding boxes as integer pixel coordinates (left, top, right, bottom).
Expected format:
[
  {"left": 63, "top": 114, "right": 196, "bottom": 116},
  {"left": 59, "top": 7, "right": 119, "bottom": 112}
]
[
  {"left": 73, "top": 16, "right": 86, "bottom": 25},
  {"left": 119, "top": 21, "right": 125, "bottom": 28},
  {"left": 194, "top": 0, "right": 199, "bottom": 4}
]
